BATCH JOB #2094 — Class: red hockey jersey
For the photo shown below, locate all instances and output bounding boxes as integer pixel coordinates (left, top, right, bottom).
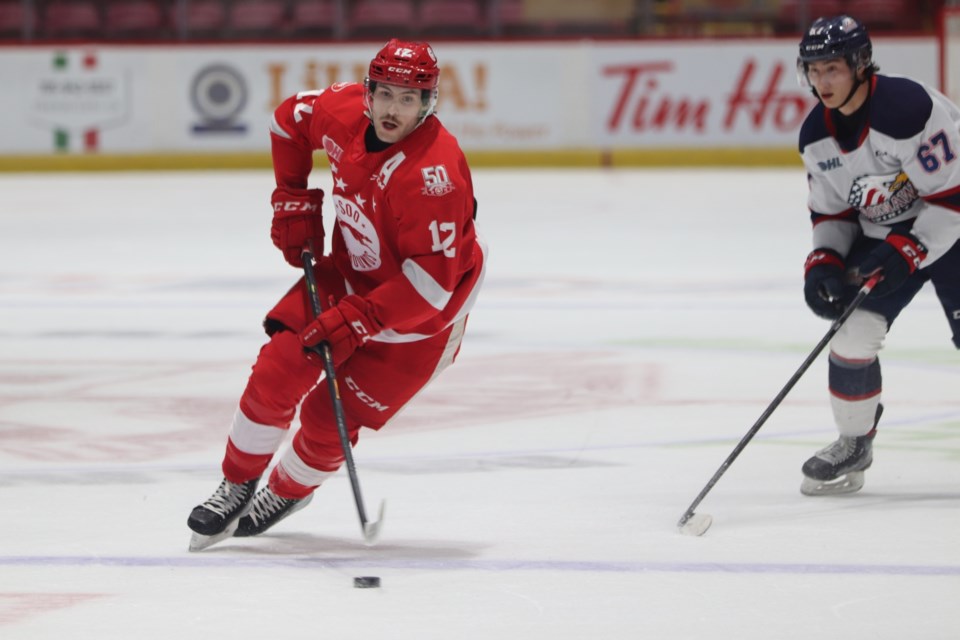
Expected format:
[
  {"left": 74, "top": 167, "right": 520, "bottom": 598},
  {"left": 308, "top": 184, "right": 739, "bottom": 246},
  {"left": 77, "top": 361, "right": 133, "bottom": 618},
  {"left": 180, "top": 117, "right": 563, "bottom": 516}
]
[{"left": 269, "top": 82, "right": 486, "bottom": 343}]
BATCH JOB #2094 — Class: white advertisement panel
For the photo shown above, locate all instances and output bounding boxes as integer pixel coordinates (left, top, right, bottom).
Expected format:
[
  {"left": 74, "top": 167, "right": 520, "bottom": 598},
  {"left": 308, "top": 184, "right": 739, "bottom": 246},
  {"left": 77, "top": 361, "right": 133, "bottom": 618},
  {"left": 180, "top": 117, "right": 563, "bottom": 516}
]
[
  {"left": 0, "top": 39, "right": 937, "bottom": 156},
  {"left": 589, "top": 39, "right": 937, "bottom": 148},
  {"left": 591, "top": 40, "right": 816, "bottom": 148}
]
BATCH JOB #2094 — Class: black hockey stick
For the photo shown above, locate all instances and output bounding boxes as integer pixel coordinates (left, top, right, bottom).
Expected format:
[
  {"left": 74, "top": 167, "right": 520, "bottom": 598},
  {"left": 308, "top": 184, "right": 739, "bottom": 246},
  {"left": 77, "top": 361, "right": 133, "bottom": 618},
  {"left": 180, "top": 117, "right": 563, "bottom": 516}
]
[
  {"left": 301, "top": 248, "right": 385, "bottom": 544},
  {"left": 677, "top": 273, "right": 882, "bottom": 536}
]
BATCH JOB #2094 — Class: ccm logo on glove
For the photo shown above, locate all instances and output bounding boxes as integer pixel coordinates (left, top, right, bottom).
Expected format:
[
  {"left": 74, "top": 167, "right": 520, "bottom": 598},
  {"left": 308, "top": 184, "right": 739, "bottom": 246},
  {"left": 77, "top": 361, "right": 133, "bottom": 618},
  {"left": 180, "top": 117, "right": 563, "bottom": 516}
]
[
  {"left": 884, "top": 233, "right": 927, "bottom": 271},
  {"left": 856, "top": 232, "right": 928, "bottom": 298},
  {"left": 270, "top": 187, "right": 325, "bottom": 268},
  {"left": 299, "top": 295, "right": 382, "bottom": 367},
  {"left": 274, "top": 200, "right": 320, "bottom": 213}
]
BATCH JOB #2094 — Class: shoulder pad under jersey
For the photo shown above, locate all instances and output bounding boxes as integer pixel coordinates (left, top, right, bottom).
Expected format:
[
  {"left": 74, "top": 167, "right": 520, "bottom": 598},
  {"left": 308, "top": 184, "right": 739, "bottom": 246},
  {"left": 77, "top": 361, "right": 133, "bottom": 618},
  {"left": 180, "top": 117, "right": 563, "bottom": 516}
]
[
  {"left": 869, "top": 75, "right": 932, "bottom": 140},
  {"left": 799, "top": 102, "right": 830, "bottom": 154}
]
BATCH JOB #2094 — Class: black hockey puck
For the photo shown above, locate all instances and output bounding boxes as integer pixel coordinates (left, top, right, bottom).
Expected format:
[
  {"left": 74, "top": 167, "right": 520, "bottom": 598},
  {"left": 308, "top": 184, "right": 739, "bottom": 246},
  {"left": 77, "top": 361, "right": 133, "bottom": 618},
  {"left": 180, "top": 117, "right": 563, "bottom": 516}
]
[{"left": 353, "top": 576, "right": 380, "bottom": 588}]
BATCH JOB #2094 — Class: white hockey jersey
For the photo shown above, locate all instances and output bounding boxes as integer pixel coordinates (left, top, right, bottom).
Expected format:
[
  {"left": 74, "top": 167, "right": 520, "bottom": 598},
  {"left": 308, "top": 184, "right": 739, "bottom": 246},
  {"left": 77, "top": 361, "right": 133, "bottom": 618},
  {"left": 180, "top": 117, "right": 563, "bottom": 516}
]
[{"left": 800, "top": 74, "right": 960, "bottom": 266}]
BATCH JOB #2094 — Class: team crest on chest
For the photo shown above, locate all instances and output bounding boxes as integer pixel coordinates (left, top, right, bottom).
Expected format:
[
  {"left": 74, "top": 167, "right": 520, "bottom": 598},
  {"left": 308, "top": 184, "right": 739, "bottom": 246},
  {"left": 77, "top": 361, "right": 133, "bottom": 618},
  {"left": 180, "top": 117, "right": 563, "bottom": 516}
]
[
  {"left": 847, "top": 171, "right": 919, "bottom": 223},
  {"left": 333, "top": 194, "right": 381, "bottom": 271}
]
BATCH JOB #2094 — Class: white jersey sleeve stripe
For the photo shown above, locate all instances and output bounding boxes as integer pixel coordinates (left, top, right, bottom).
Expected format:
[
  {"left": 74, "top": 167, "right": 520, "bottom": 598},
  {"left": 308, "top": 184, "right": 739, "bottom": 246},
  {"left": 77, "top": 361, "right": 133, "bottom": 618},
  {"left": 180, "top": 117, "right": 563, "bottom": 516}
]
[
  {"left": 449, "top": 233, "right": 487, "bottom": 324},
  {"left": 402, "top": 258, "right": 452, "bottom": 311},
  {"left": 372, "top": 236, "right": 486, "bottom": 344},
  {"left": 270, "top": 115, "right": 293, "bottom": 140}
]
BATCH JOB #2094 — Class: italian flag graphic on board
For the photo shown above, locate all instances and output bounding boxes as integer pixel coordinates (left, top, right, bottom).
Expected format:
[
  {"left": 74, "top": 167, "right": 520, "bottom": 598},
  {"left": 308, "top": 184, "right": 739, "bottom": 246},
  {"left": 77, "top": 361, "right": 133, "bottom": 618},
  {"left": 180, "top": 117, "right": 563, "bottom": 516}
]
[
  {"left": 52, "top": 51, "right": 99, "bottom": 152},
  {"left": 32, "top": 50, "right": 129, "bottom": 154}
]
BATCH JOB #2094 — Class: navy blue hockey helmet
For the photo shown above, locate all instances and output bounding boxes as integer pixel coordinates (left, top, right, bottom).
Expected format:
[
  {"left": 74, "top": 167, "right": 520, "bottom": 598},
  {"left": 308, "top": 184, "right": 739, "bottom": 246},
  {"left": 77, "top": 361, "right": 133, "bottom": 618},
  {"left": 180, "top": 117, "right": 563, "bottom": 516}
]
[{"left": 798, "top": 15, "right": 873, "bottom": 69}]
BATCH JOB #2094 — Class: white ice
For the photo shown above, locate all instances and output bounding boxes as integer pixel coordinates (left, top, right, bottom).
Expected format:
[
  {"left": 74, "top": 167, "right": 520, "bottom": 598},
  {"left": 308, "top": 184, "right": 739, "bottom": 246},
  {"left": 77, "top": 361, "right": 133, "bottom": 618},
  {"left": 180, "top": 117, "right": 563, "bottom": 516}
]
[{"left": 1, "top": 168, "right": 958, "bottom": 639}]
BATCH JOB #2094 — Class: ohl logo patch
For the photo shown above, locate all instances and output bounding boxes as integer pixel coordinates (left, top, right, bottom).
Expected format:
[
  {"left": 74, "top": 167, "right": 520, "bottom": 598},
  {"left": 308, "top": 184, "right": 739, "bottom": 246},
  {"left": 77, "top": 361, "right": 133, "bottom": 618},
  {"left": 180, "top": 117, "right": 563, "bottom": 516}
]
[
  {"left": 322, "top": 135, "right": 344, "bottom": 163},
  {"left": 817, "top": 157, "right": 842, "bottom": 171}
]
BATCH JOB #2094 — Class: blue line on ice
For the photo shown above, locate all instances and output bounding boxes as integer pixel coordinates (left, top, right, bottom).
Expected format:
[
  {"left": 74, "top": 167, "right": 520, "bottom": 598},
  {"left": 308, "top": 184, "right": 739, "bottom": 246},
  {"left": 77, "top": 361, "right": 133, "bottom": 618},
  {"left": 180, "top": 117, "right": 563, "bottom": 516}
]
[{"left": 2, "top": 556, "right": 959, "bottom": 576}]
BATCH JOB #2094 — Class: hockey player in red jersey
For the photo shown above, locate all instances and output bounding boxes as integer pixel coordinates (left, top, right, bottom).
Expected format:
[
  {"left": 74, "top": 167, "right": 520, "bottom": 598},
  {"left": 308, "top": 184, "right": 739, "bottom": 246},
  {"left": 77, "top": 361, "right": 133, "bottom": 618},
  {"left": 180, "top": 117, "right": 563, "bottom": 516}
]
[
  {"left": 187, "top": 39, "right": 487, "bottom": 550},
  {"left": 796, "top": 17, "right": 960, "bottom": 496}
]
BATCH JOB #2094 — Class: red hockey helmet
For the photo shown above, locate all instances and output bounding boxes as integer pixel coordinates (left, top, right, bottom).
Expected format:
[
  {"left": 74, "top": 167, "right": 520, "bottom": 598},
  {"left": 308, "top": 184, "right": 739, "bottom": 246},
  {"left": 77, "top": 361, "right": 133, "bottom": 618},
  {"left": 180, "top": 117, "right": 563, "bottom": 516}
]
[{"left": 367, "top": 39, "right": 440, "bottom": 90}]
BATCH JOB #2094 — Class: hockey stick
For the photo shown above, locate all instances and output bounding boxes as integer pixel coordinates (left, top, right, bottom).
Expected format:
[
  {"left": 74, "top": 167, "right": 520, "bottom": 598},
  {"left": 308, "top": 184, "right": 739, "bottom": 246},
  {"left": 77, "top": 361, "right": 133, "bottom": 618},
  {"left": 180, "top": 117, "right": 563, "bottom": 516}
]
[
  {"left": 301, "top": 248, "right": 385, "bottom": 544},
  {"left": 677, "top": 273, "right": 882, "bottom": 536}
]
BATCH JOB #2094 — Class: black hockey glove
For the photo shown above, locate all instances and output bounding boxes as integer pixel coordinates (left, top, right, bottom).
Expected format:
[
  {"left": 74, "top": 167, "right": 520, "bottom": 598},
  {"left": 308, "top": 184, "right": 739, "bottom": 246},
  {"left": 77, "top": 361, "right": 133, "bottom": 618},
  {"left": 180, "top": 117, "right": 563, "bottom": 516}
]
[
  {"left": 804, "top": 248, "right": 845, "bottom": 319},
  {"left": 854, "top": 232, "right": 927, "bottom": 297}
]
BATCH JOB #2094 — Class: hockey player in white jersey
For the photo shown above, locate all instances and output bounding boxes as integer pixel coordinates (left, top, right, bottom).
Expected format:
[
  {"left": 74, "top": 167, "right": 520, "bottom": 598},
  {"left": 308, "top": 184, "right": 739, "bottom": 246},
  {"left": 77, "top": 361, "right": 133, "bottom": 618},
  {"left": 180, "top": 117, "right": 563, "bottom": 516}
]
[{"left": 797, "top": 16, "right": 960, "bottom": 495}]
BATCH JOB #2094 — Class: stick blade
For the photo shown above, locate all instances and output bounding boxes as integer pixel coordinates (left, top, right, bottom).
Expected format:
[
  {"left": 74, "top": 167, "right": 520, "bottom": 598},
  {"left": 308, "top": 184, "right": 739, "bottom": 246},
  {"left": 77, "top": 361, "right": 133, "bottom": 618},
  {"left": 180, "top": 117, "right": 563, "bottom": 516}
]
[
  {"left": 361, "top": 500, "right": 386, "bottom": 546},
  {"left": 678, "top": 513, "right": 713, "bottom": 537}
]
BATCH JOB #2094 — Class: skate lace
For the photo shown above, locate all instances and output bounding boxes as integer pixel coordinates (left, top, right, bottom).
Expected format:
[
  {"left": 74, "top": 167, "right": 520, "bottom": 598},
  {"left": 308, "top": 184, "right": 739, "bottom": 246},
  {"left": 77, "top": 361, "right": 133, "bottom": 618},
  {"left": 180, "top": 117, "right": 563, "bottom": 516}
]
[
  {"left": 203, "top": 479, "right": 252, "bottom": 517},
  {"left": 246, "top": 489, "right": 292, "bottom": 526},
  {"left": 815, "top": 437, "right": 856, "bottom": 464}
]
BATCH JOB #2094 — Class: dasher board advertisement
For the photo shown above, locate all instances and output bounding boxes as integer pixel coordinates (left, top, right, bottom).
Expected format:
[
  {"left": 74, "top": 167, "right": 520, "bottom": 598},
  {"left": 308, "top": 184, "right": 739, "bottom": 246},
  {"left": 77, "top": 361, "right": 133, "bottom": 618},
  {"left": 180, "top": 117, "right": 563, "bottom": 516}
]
[{"left": 0, "top": 39, "right": 936, "bottom": 155}]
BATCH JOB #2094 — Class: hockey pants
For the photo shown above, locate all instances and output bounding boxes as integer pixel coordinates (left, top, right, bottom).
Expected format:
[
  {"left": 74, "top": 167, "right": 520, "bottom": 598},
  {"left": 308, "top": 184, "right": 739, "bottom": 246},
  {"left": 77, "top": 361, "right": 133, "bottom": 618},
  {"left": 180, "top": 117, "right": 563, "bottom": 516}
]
[{"left": 220, "top": 264, "right": 466, "bottom": 499}]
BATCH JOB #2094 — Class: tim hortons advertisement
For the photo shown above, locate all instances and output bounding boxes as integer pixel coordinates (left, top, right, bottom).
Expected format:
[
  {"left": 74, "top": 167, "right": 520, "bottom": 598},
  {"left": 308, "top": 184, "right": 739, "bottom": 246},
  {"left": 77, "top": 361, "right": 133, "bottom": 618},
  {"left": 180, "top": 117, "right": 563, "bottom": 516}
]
[
  {"left": 588, "top": 39, "right": 935, "bottom": 147},
  {"left": 0, "top": 39, "right": 936, "bottom": 155}
]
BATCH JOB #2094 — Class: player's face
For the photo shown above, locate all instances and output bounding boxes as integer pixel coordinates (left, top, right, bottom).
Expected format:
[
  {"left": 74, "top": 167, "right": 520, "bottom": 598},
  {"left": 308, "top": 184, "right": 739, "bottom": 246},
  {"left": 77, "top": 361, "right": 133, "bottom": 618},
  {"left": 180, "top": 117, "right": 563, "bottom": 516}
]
[
  {"left": 369, "top": 83, "right": 423, "bottom": 143},
  {"left": 805, "top": 58, "right": 856, "bottom": 110}
]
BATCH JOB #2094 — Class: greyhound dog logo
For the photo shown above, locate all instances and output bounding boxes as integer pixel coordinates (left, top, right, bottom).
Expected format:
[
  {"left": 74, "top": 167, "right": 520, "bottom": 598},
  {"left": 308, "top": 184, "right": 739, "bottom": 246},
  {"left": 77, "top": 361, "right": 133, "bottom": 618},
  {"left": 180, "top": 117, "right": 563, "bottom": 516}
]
[{"left": 333, "top": 194, "right": 381, "bottom": 271}]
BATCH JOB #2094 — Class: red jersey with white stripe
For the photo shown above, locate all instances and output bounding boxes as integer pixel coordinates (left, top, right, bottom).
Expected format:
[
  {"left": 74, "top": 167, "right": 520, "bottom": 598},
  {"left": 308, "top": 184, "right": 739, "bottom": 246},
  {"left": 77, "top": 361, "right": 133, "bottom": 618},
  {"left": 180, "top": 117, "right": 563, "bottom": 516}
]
[{"left": 269, "top": 82, "right": 486, "bottom": 343}]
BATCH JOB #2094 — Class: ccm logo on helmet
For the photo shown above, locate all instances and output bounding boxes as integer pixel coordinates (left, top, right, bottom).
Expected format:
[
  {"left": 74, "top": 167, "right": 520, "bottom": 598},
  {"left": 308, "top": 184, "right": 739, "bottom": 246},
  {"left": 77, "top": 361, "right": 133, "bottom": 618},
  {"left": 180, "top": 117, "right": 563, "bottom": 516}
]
[{"left": 388, "top": 66, "right": 413, "bottom": 75}]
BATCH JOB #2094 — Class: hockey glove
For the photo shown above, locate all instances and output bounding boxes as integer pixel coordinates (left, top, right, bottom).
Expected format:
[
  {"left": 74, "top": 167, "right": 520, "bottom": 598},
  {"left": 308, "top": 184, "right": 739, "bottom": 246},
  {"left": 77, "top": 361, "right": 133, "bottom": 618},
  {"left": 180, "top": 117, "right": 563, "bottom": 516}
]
[
  {"left": 299, "top": 295, "right": 382, "bottom": 367},
  {"left": 804, "top": 248, "right": 846, "bottom": 319},
  {"left": 855, "top": 232, "right": 927, "bottom": 297},
  {"left": 271, "top": 187, "right": 325, "bottom": 268}
]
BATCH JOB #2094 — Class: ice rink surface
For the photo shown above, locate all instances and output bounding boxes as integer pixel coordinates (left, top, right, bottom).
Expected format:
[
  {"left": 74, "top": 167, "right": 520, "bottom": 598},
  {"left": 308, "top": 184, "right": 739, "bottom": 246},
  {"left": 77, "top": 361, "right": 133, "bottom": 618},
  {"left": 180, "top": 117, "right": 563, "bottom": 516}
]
[{"left": 1, "top": 168, "right": 958, "bottom": 639}]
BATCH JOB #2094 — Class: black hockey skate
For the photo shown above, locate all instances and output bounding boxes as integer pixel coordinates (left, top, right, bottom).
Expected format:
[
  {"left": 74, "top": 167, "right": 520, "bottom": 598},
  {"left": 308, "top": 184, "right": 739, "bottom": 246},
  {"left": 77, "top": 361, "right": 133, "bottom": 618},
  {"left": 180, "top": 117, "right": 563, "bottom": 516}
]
[
  {"left": 800, "top": 405, "right": 883, "bottom": 496},
  {"left": 234, "top": 486, "right": 314, "bottom": 537},
  {"left": 187, "top": 477, "right": 259, "bottom": 552}
]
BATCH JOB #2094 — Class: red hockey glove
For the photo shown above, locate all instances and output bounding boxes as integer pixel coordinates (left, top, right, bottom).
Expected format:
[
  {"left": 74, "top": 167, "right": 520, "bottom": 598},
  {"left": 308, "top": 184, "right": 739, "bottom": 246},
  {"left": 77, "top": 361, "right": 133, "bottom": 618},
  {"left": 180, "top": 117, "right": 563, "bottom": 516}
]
[
  {"left": 803, "top": 248, "right": 846, "bottom": 320},
  {"left": 271, "top": 187, "right": 325, "bottom": 268},
  {"left": 299, "top": 295, "right": 383, "bottom": 367},
  {"left": 855, "top": 232, "right": 927, "bottom": 297}
]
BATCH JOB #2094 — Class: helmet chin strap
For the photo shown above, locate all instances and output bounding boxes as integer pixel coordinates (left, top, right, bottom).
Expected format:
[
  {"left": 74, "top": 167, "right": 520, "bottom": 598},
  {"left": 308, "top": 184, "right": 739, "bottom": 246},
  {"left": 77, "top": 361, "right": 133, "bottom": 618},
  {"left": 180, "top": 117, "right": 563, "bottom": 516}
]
[
  {"left": 810, "top": 70, "right": 865, "bottom": 110},
  {"left": 836, "top": 74, "right": 864, "bottom": 111}
]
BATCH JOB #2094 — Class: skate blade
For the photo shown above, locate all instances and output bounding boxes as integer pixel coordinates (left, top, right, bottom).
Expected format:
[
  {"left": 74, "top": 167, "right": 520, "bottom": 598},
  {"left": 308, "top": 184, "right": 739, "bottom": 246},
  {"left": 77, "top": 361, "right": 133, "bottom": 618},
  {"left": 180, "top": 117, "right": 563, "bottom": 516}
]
[
  {"left": 188, "top": 519, "right": 240, "bottom": 552},
  {"left": 800, "top": 471, "right": 865, "bottom": 496}
]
